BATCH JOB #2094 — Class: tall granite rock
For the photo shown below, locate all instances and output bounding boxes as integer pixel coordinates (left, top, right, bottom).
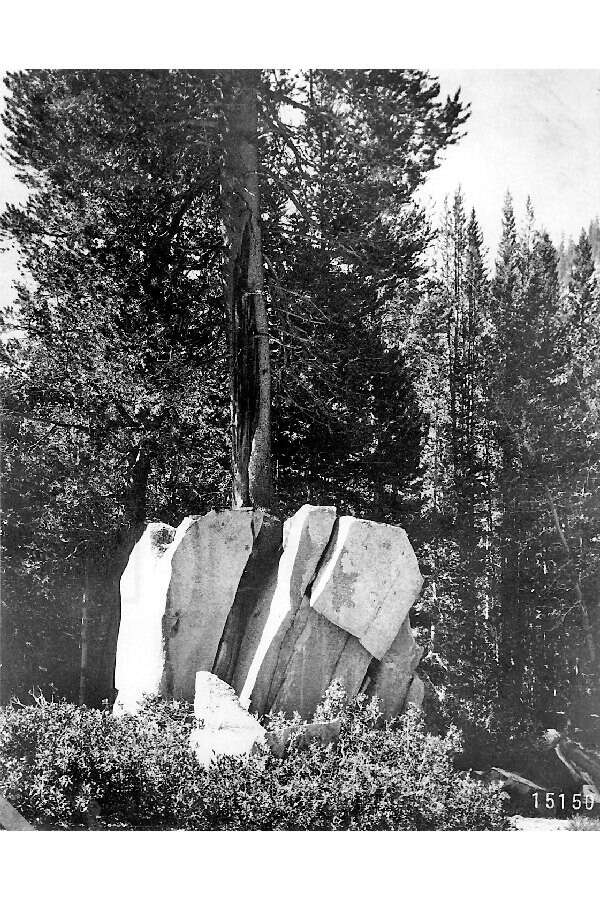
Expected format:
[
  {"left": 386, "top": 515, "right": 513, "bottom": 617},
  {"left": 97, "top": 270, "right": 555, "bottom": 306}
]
[
  {"left": 114, "top": 522, "right": 177, "bottom": 712},
  {"left": 115, "top": 504, "right": 424, "bottom": 722},
  {"left": 115, "top": 509, "right": 282, "bottom": 712}
]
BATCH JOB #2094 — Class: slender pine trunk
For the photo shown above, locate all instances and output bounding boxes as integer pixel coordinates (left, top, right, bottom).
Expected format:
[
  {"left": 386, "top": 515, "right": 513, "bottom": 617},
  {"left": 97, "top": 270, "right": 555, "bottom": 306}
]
[
  {"left": 497, "top": 433, "right": 526, "bottom": 711},
  {"left": 78, "top": 567, "right": 89, "bottom": 705}
]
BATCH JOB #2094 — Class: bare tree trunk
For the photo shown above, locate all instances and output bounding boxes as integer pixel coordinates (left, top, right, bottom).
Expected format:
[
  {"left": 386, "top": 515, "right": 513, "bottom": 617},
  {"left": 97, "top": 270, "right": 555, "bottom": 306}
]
[
  {"left": 220, "top": 70, "right": 272, "bottom": 509},
  {"left": 78, "top": 568, "right": 89, "bottom": 705}
]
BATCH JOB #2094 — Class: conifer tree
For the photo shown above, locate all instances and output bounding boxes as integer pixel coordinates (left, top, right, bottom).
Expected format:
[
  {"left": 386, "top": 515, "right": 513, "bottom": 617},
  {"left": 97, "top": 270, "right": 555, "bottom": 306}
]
[
  {"left": 491, "top": 191, "right": 527, "bottom": 710},
  {"left": 0, "top": 69, "right": 468, "bottom": 703}
]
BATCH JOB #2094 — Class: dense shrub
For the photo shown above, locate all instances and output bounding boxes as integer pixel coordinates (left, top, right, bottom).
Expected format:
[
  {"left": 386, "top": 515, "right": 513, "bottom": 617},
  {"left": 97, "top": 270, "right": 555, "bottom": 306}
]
[
  {"left": 0, "top": 687, "right": 508, "bottom": 830},
  {"left": 0, "top": 695, "right": 199, "bottom": 829}
]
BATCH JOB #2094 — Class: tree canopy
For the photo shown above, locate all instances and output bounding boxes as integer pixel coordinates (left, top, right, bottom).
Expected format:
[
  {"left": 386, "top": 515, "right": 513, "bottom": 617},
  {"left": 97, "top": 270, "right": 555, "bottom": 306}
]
[
  {"left": 0, "top": 68, "right": 468, "bottom": 703},
  {"left": 2, "top": 69, "right": 599, "bottom": 759}
]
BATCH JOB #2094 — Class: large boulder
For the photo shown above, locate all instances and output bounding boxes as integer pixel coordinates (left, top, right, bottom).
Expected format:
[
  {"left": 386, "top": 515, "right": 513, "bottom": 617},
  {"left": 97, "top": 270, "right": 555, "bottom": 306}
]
[
  {"left": 190, "top": 672, "right": 266, "bottom": 768},
  {"left": 115, "top": 510, "right": 277, "bottom": 711},
  {"left": 240, "top": 507, "right": 423, "bottom": 721},
  {"left": 114, "top": 504, "right": 424, "bottom": 724},
  {"left": 310, "top": 516, "right": 423, "bottom": 659}
]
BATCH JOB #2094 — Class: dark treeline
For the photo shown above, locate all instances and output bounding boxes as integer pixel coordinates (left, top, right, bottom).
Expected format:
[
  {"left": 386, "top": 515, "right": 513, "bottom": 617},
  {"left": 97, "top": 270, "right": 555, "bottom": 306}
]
[
  {"left": 409, "top": 190, "right": 600, "bottom": 746},
  {"left": 0, "top": 70, "right": 598, "bottom": 753}
]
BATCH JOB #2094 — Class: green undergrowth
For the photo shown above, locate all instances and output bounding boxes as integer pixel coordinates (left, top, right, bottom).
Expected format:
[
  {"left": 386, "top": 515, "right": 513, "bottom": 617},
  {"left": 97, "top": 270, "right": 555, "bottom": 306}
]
[{"left": 0, "top": 685, "right": 508, "bottom": 830}]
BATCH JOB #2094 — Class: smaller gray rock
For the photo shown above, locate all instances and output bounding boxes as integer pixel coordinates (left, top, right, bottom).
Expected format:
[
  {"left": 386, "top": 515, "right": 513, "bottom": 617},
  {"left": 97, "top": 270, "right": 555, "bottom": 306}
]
[
  {"left": 404, "top": 674, "right": 425, "bottom": 710},
  {"left": 265, "top": 720, "right": 342, "bottom": 758}
]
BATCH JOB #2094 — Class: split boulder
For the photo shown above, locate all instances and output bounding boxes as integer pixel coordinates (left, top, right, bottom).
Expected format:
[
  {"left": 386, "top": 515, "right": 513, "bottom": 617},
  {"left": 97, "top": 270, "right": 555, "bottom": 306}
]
[
  {"left": 238, "top": 504, "right": 337, "bottom": 714},
  {"left": 115, "top": 504, "right": 424, "bottom": 725}
]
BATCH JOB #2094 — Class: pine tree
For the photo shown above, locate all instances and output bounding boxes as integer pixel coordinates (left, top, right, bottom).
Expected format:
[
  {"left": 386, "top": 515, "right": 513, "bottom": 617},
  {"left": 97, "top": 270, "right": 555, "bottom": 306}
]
[
  {"left": 404, "top": 192, "right": 493, "bottom": 696},
  {"left": 0, "top": 68, "right": 469, "bottom": 703},
  {"left": 565, "top": 230, "right": 599, "bottom": 363},
  {"left": 0, "top": 71, "right": 229, "bottom": 703},
  {"left": 491, "top": 191, "right": 527, "bottom": 711}
]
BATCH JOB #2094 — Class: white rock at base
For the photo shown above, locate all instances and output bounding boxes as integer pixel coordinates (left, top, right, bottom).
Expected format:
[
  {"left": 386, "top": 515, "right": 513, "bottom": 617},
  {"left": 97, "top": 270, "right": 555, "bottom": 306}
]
[{"left": 190, "top": 672, "right": 266, "bottom": 768}]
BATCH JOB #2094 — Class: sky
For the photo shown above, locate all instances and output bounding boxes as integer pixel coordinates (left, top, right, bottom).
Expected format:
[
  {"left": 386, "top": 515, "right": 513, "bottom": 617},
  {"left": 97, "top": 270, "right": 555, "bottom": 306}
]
[
  {"left": 1, "top": 69, "right": 600, "bottom": 306},
  {"left": 0, "top": 88, "right": 27, "bottom": 306},
  {"left": 420, "top": 69, "right": 600, "bottom": 255}
]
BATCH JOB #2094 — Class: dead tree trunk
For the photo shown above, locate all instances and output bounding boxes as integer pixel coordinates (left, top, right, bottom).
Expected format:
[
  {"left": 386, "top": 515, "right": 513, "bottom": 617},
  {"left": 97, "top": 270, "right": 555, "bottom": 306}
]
[
  {"left": 78, "top": 567, "right": 89, "bottom": 706},
  {"left": 220, "top": 69, "right": 273, "bottom": 509}
]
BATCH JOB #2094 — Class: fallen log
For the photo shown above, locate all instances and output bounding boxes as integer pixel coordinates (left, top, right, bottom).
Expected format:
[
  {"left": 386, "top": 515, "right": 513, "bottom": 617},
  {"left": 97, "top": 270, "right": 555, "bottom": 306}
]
[
  {"left": 541, "top": 729, "right": 600, "bottom": 802},
  {"left": 472, "top": 767, "right": 551, "bottom": 815}
]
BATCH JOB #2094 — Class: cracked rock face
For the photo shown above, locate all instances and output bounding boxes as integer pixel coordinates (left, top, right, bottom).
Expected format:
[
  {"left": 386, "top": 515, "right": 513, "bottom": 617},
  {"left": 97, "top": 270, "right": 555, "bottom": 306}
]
[
  {"left": 115, "top": 504, "right": 424, "bottom": 721},
  {"left": 364, "top": 617, "right": 424, "bottom": 719},
  {"left": 310, "top": 517, "right": 423, "bottom": 659},
  {"left": 237, "top": 504, "right": 337, "bottom": 715}
]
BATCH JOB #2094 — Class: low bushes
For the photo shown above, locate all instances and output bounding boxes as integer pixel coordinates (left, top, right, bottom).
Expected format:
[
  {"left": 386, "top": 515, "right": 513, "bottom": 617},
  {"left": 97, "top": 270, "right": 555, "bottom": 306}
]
[{"left": 0, "top": 687, "right": 508, "bottom": 830}]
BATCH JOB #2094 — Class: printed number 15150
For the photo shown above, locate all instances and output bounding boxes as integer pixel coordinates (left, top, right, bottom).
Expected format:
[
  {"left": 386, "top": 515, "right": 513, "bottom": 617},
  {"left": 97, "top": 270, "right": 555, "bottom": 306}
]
[{"left": 533, "top": 792, "right": 595, "bottom": 811}]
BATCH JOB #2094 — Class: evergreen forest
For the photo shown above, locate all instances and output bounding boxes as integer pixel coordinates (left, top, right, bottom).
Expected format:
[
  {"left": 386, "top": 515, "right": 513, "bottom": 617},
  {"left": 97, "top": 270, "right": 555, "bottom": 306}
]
[{"left": 1, "top": 69, "right": 599, "bottom": 787}]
